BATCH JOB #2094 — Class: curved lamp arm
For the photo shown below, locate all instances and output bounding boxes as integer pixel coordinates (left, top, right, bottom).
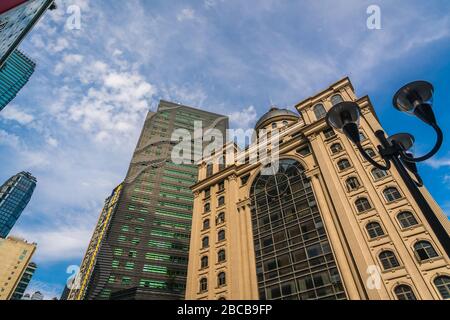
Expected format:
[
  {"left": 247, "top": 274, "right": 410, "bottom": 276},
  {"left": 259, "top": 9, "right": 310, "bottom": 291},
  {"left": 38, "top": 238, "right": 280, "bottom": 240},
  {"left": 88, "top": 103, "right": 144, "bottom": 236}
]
[
  {"left": 399, "top": 123, "right": 443, "bottom": 163},
  {"left": 356, "top": 143, "right": 392, "bottom": 171}
]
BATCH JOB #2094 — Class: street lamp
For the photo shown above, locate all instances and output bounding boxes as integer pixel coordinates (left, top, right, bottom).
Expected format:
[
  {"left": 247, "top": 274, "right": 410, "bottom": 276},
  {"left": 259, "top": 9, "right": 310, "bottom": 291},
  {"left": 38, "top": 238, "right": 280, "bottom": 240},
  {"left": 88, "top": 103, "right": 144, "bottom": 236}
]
[{"left": 326, "top": 80, "right": 450, "bottom": 257}]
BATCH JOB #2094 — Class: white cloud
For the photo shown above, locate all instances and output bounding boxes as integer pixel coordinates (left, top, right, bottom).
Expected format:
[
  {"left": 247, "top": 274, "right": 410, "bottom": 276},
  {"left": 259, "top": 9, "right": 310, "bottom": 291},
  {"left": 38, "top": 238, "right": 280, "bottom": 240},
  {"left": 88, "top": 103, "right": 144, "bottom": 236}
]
[
  {"left": 177, "top": 8, "right": 196, "bottom": 22},
  {"left": 25, "top": 280, "right": 64, "bottom": 300},
  {"left": 426, "top": 157, "right": 450, "bottom": 169},
  {"left": 0, "top": 106, "right": 34, "bottom": 125},
  {"left": 228, "top": 105, "right": 258, "bottom": 130}
]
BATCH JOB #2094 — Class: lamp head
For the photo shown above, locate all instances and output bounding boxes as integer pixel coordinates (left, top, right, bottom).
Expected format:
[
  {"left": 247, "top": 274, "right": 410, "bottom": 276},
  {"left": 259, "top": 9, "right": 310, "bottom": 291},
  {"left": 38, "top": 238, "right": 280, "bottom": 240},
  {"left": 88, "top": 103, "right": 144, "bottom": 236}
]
[
  {"left": 387, "top": 133, "right": 415, "bottom": 151},
  {"left": 393, "top": 81, "right": 437, "bottom": 125},
  {"left": 326, "top": 102, "right": 362, "bottom": 144}
]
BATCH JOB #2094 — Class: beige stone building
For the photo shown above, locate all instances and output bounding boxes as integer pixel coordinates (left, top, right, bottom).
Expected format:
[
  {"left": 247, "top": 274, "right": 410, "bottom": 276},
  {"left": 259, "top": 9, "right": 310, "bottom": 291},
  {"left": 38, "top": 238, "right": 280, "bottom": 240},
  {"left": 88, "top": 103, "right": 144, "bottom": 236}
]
[
  {"left": 185, "top": 77, "right": 450, "bottom": 300},
  {"left": 0, "top": 236, "right": 37, "bottom": 300}
]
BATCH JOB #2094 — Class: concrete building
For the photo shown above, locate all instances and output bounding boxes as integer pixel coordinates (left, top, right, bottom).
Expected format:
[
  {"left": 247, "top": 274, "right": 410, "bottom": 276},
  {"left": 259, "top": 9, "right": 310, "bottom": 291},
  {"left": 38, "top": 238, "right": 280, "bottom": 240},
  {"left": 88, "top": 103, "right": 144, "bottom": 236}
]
[
  {"left": 11, "top": 261, "right": 37, "bottom": 300},
  {"left": 0, "top": 236, "right": 37, "bottom": 300},
  {"left": 69, "top": 101, "right": 228, "bottom": 300},
  {"left": 185, "top": 77, "right": 450, "bottom": 300}
]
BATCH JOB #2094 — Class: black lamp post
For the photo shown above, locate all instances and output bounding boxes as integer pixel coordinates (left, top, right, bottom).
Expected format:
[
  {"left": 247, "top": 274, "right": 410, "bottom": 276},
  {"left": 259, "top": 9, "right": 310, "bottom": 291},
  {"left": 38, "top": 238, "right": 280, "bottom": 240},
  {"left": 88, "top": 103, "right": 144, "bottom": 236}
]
[{"left": 326, "top": 81, "right": 450, "bottom": 258}]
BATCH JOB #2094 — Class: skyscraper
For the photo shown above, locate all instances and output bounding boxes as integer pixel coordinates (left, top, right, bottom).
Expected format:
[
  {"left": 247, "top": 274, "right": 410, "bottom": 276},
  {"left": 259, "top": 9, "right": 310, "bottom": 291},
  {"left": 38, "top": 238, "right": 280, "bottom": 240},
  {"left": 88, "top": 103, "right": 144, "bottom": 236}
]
[
  {"left": 0, "top": 236, "right": 37, "bottom": 300},
  {"left": 69, "top": 101, "right": 228, "bottom": 300},
  {"left": 0, "top": 0, "right": 55, "bottom": 68},
  {"left": 11, "top": 261, "right": 37, "bottom": 300},
  {"left": 185, "top": 77, "right": 450, "bottom": 300},
  {"left": 0, "top": 49, "right": 35, "bottom": 112},
  {"left": 0, "top": 171, "right": 37, "bottom": 238}
]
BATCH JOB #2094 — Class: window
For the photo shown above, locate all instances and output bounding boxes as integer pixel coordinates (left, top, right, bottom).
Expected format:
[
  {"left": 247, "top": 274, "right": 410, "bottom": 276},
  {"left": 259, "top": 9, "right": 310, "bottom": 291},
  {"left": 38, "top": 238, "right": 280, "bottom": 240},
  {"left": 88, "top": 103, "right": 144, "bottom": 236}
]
[
  {"left": 330, "top": 143, "right": 343, "bottom": 154},
  {"left": 366, "top": 222, "right": 385, "bottom": 239},
  {"left": 218, "top": 250, "right": 226, "bottom": 263},
  {"left": 313, "top": 104, "right": 327, "bottom": 120},
  {"left": 434, "top": 276, "right": 450, "bottom": 299},
  {"left": 218, "top": 272, "right": 226, "bottom": 286},
  {"left": 331, "top": 94, "right": 344, "bottom": 106},
  {"left": 202, "top": 236, "right": 209, "bottom": 249},
  {"left": 203, "top": 219, "right": 210, "bottom": 230},
  {"left": 355, "top": 198, "right": 372, "bottom": 213},
  {"left": 414, "top": 241, "right": 438, "bottom": 261},
  {"left": 337, "top": 159, "right": 351, "bottom": 171},
  {"left": 394, "top": 285, "right": 417, "bottom": 300},
  {"left": 218, "top": 196, "right": 225, "bottom": 206},
  {"left": 359, "top": 131, "right": 367, "bottom": 141},
  {"left": 296, "top": 145, "right": 311, "bottom": 156},
  {"left": 217, "top": 212, "right": 225, "bottom": 225},
  {"left": 218, "top": 230, "right": 226, "bottom": 242},
  {"left": 218, "top": 181, "right": 225, "bottom": 192},
  {"left": 272, "top": 122, "right": 277, "bottom": 129},
  {"left": 204, "top": 203, "right": 211, "bottom": 213},
  {"left": 346, "top": 177, "right": 360, "bottom": 192},
  {"left": 397, "top": 212, "right": 418, "bottom": 229},
  {"left": 201, "top": 256, "right": 209, "bottom": 269},
  {"left": 241, "top": 175, "right": 250, "bottom": 185},
  {"left": 372, "top": 168, "right": 388, "bottom": 180},
  {"left": 323, "top": 128, "right": 336, "bottom": 139},
  {"left": 384, "top": 187, "right": 402, "bottom": 202},
  {"left": 205, "top": 188, "right": 211, "bottom": 198},
  {"left": 206, "top": 163, "right": 213, "bottom": 177},
  {"left": 200, "top": 278, "right": 208, "bottom": 292},
  {"left": 379, "top": 250, "right": 400, "bottom": 270},
  {"left": 365, "top": 148, "right": 376, "bottom": 158},
  {"left": 282, "top": 120, "right": 289, "bottom": 127}
]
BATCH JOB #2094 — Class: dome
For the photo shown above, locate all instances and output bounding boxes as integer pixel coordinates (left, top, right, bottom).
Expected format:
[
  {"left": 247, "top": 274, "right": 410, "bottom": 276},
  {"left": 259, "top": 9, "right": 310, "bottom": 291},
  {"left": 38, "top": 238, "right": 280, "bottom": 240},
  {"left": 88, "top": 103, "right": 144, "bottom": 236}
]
[{"left": 255, "top": 107, "right": 299, "bottom": 130}]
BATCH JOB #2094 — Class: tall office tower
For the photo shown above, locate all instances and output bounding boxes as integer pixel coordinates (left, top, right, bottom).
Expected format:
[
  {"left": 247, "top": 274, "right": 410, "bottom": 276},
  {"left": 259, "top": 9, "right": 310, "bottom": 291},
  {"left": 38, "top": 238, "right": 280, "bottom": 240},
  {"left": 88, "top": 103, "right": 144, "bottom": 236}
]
[
  {"left": 0, "top": 49, "right": 35, "bottom": 112},
  {"left": 0, "top": 171, "right": 37, "bottom": 238},
  {"left": 0, "top": 0, "right": 55, "bottom": 68},
  {"left": 11, "top": 261, "right": 37, "bottom": 300},
  {"left": 186, "top": 77, "right": 450, "bottom": 300},
  {"left": 0, "top": 236, "right": 37, "bottom": 300},
  {"left": 69, "top": 101, "right": 228, "bottom": 300}
]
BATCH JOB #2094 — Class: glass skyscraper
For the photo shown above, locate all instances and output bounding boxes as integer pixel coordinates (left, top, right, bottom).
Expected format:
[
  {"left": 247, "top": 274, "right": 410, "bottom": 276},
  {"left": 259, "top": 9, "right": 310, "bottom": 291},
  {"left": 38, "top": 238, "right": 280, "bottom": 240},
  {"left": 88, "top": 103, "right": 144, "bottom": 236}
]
[
  {"left": 0, "top": 0, "right": 55, "bottom": 68},
  {"left": 0, "top": 49, "right": 35, "bottom": 112},
  {"left": 0, "top": 171, "right": 37, "bottom": 238},
  {"left": 68, "top": 100, "right": 228, "bottom": 300}
]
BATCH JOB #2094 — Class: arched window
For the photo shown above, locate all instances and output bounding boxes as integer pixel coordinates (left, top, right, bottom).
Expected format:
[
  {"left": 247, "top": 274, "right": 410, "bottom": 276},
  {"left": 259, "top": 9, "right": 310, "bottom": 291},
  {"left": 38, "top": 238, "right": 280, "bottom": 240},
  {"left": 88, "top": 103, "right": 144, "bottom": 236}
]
[
  {"left": 217, "top": 212, "right": 225, "bottom": 225},
  {"left": 331, "top": 143, "right": 343, "bottom": 154},
  {"left": 379, "top": 250, "right": 400, "bottom": 270},
  {"left": 218, "top": 196, "right": 225, "bottom": 206},
  {"left": 203, "top": 219, "right": 210, "bottom": 230},
  {"left": 355, "top": 198, "right": 372, "bottom": 213},
  {"left": 366, "top": 222, "right": 385, "bottom": 239},
  {"left": 365, "top": 148, "right": 376, "bottom": 158},
  {"left": 359, "top": 131, "right": 367, "bottom": 141},
  {"left": 282, "top": 120, "right": 289, "bottom": 127},
  {"left": 206, "top": 163, "right": 213, "bottom": 177},
  {"left": 372, "top": 168, "right": 388, "bottom": 180},
  {"left": 200, "top": 278, "right": 208, "bottom": 292},
  {"left": 218, "top": 272, "right": 226, "bottom": 286},
  {"left": 346, "top": 177, "right": 360, "bottom": 192},
  {"left": 202, "top": 236, "right": 209, "bottom": 249},
  {"left": 218, "top": 230, "right": 226, "bottom": 242},
  {"left": 201, "top": 256, "right": 209, "bottom": 269},
  {"left": 218, "top": 250, "right": 226, "bottom": 262},
  {"left": 337, "top": 159, "right": 351, "bottom": 171},
  {"left": 272, "top": 122, "right": 277, "bottom": 129},
  {"left": 204, "top": 203, "right": 211, "bottom": 213},
  {"left": 434, "top": 276, "right": 450, "bottom": 299},
  {"left": 394, "top": 285, "right": 417, "bottom": 300},
  {"left": 313, "top": 104, "right": 327, "bottom": 120},
  {"left": 384, "top": 187, "right": 402, "bottom": 202},
  {"left": 414, "top": 241, "right": 438, "bottom": 261},
  {"left": 331, "top": 94, "right": 344, "bottom": 106},
  {"left": 397, "top": 212, "right": 418, "bottom": 229},
  {"left": 218, "top": 297, "right": 227, "bottom": 301}
]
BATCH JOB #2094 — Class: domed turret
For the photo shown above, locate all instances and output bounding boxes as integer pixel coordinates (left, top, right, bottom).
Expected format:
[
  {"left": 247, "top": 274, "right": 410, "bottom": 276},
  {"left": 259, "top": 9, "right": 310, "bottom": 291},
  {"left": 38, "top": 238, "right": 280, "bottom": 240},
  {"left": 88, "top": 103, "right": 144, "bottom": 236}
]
[{"left": 255, "top": 106, "right": 300, "bottom": 131}]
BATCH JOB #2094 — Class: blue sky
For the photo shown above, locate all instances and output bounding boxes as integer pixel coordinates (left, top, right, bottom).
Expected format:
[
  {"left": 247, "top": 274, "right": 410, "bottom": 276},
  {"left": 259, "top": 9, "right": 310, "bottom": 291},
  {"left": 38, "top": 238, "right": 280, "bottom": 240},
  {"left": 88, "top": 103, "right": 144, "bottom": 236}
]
[{"left": 0, "top": 0, "right": 449, "bottom": 299}]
